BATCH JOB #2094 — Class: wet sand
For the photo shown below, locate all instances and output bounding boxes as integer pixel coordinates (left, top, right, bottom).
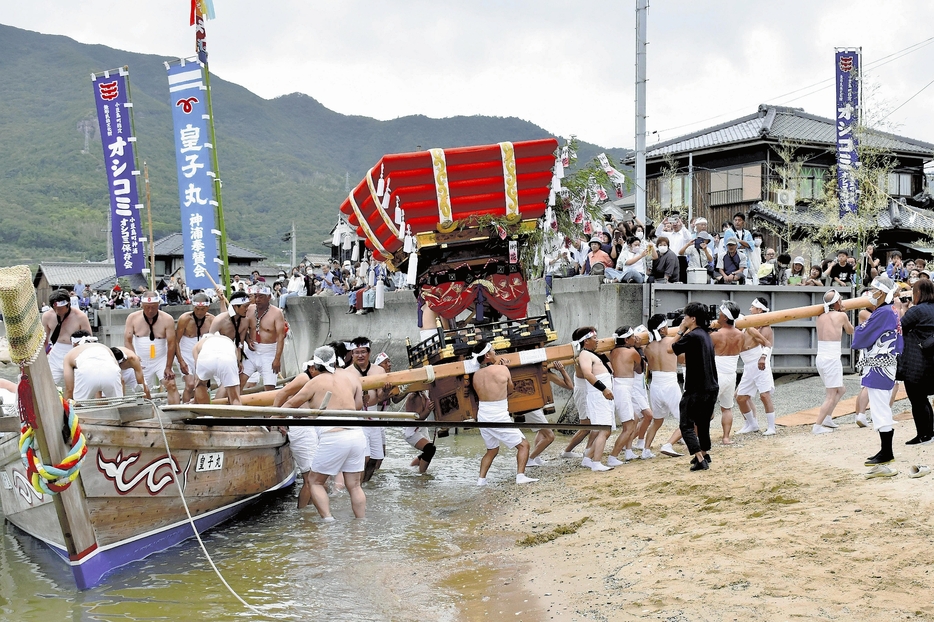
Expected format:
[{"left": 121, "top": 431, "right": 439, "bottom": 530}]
[{"left": 453, "top": 402, "right": 934, "bottom": 621}]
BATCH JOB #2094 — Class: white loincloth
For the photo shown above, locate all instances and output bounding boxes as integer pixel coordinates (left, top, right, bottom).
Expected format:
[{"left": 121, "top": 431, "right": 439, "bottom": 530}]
[
  {"left": 612, "top": 377, "right": 634, "bottom": 425},
  {"left": 585, "top": 373, "right": 615, "bottom": 427},
  {"left": 241, "top": 342, "right": 278, "bottom": 387},
  {"left": 715, "top": 355, "right": 738, "bottom": 409},
  {"left": 649, "top": 371, "right": 681, "bottom": 420},
  {"left": 288, "top": 426, "right": 319, "bottom": 473},
  {"left": 73, "top": 348, "right": 122, "bottom": 400},
  {"left": 737, "top": 345, "right": 774, "bottom": 396},
  {"left": 477, "top": 399, "right": 525, "bottom": 450},
  {"left": 816, "top": 341, "right": 844, "bottom": 389},
  {"left": 631, "top": 371, "right": 650, "bottom": 413},
  {"left": 311, "top": 428, "right": 367, "bottom": 476},
  {"left": 48, "top": 341, "right": 73, "bottom": 385},
  {"left": 195, "top": 336, "right": 240, "bottom": 388},
  {"left": 133, "top": 336, "right": 168, "bottom": 387},
  {"left": 179, "top": 336, "right": 198, "bottom": 376}
]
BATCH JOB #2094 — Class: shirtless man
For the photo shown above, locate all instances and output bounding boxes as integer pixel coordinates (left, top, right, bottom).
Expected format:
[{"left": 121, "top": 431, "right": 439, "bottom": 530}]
[
  {"left": 62, "top": 331, "right": 122, "bottom": 403},
  {"left": 606, "top": 327, "right": 643, "bottom": 467},
  {"left": 629, "top": 331, "right": 655, "bottom": 457},
  {"left": 109, "top": 346, "right": 151, "bottom": 399},
  {"left": 813, "top": 289, "right": 855, "bottom": 434},
  {"left": 643, "top": 314, "right": 683, "bottom": 457},
  {"left": 284, "top": 345, "right": 367, "bottom": 518},
  {"left": 124, "top": 291, "right": 180, "bottom": 404},
  {"left": 471, "top": 339, "right": 538, "bottom": 484},
  {"left": 576, "top": 328, "right": 616, "bottom": 471},
  {"left": 176, "top": 292, "right": 215, "bottom": 402},
  {"left": 209, "top": 290, "right": 251, "bottom": 404},
  {"left": 561, "top": 328, "right": 611, "bottom": 465},
  {"left": 42, "top": 289, "right": 93, "bottom": 385},
  {"left": 710, "top": 301, "right": 745, "bottom": 444},
  {"left": 240, "top": 285, "right": 286, "bottom": 390},
  {"left": 347, "top": 336, "right": 389, "bottom": 483},
  {"left": 524, "top": 362, "right": 574, "bottom": 467},
  {"left": 191, "top": 333, "right": 242, "bottom": 405},
  {"left": 736, "top": 297, "right": 776, "bottom": 436}
]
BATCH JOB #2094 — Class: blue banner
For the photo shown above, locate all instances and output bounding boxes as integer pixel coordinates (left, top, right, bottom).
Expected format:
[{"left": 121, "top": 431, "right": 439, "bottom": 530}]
[
  {"left": 91, "top": 68, "right": 145, "bottom": 276},
  {"left": 166, "top": 59, "right": 219, "bottom": 291},
  {"left": 835, "top": 48, "right": 860, "bottom": 217}
]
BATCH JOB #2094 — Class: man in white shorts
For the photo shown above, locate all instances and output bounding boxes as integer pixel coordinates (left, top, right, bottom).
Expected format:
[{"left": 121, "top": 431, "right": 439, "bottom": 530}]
[
  {"left": 629, "top": 331, "right": 655, "bottom": 453},
  {"left": 124, "top": 291, "right": 180, "bottom": 404},
  {"left": 62, "top": 331, "right": 122, "bottom": 403},
  {"left": 570, "top": 327, "right": 616, "bottom": 471},
  {"left": 192, "top": 333, "right": 242, "bottom": 405},
  {"left": 560, "top": 336, "right": 596, "bottom": 460},
  {"left": 471, "top": 340, "right": 537, "bottom": 485},
  {"left": 736, "top": 297, "right": 776, "bottom": 436},
  {"left": 346, "top": 336, "right": 389, "bottom": 483},
  {"left": 402, "top": 390, "right": 437, "bottom": 474},
  {"left": 240, "top": 285, "right": 285, "bottom": 391},
  {"left": 109, "top": 346, "right": 151, "bottom": 399},
  {"left": 41, "top": 289, "right": 93, "bottom": 386},
  {"left": 813, "top": 289, "right": 854, "bottom": 434},
  {"left": 710, "top": 302, "right": 745, "bottom": 444},
  {"left": 175, "top": 292, "right": 215, "bottom": 403},
  {"left": 525, "top": 361, "right": 574, "bottom": 467},
  {"left": 284, "top": 345, "right": 367, "bottom": 518},
  {"left": 607, "top": 327, "right": 642, "bottom": 466},
  {"left": 643, "top": 314, "right": 683, "bottom": 457}
]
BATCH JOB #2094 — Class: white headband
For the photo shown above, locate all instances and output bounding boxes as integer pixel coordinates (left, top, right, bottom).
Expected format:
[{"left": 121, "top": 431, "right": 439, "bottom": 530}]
[
  {"left": 374, "top": 352, "right": 389, "bottom": 366},
  {"left": 720, "top": 304, "right": 735, "bottom": 321},
  {"left": 313, "top": 352, "right": 336, "bottom": 373},
  {"left": 141, "top": 295, "right": 160, "bottom": 304},
  {"left": 343, "top": 342, "right": 355, "bottom": 351},
  {"left": 870, "top": 278, "right": 896, "bottom": 304},
  {"left": 647, "top": 326, "right": 663, "bottom": 342},
  {"left": 472, "top": 343, "right": 493, "bottom": 360},
  {"left": 573, "top": 330, "right": 596, "bottom": 352},
  {"left": 352, "top": 342, "right": 371, "bottom": 351},
  {"left": 751, "top": 299, "right": 770, "bottom": 312},
  {"left": 54, "top": 300, "right": 69, "bottom": 307},
  {"left": 252, "top": 285, "right": 272, "bottom": 295},
  {"left": 615, "top": 327, "right": 634, "bottom": 345},
  {"left": 71, "top": 335, "right": 98, "bottom": 346},
  {"left": 823, "top": 290, "right": 841, "bottom": 313},
  {"left": 193, "top": 300, "right": 210, "bottom": 307},
  {"left": 303, "top": 359, "right": 315, "bottom": 369},
  {"left": 230, "top": 296, "right": 250, "bottom": 306}
]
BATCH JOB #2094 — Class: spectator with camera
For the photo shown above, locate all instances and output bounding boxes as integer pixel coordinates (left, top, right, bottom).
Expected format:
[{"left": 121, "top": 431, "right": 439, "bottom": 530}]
[{"left": 716, "top": 238, "right": 747, "bottom": 284}]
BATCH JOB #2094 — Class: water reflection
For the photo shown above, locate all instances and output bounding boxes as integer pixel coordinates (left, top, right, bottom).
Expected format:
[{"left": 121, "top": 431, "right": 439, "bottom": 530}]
[{"left": 0, "top": 428, "right": 527, "bottom": 620}]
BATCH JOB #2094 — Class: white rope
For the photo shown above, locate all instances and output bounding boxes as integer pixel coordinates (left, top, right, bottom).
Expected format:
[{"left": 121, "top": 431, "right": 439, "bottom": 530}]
[{"left": 150, "top": 401, "right": 287, "bottom": 619}]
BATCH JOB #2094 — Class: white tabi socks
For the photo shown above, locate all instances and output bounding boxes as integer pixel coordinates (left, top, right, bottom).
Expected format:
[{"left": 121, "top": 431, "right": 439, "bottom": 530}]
[
  {"left": 737, "top": 411, "right": 759, "bottom": 434},
  {"left": 763, "top": 412, "right": 776, "bottom": 436}
]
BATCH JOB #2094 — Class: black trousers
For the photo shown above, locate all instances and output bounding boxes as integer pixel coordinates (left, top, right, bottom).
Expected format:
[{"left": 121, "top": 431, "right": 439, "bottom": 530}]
[
  {"left": 905, "top": 380, "right": 934, "bottom": 440},
  {"left": 679, "top": 389, "right": 719, "bottom": 456}
]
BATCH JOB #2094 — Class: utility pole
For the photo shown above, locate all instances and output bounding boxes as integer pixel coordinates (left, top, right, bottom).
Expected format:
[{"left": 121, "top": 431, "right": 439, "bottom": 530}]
[
  {"left": 291, "top": 221, "right": 297, "bottom": 268},
  {"left": 634, "top": 0, "right": 648, "bottom": 222}
]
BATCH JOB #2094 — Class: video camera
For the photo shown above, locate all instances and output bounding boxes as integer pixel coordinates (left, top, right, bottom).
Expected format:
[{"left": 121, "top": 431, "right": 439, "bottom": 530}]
[{"left": 666, "top": 304, "right": 720, "bottom": 323}]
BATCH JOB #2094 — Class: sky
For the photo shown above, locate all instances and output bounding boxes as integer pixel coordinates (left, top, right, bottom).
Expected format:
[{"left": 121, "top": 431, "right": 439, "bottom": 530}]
[{"left": 6, "top": 1, "right": 934, "bottom": 149}]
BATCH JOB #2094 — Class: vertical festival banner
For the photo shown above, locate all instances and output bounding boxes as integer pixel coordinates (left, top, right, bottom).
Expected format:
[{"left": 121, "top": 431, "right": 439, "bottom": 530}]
[
  {"left": 165, "top": 59, "right": 219, "bottom": 290},
  {"left": 835, "top": 48, "right": 861, "bottom": 218},
  {"left": 91, "top": 67, "right": 145, "bottom": 276}
]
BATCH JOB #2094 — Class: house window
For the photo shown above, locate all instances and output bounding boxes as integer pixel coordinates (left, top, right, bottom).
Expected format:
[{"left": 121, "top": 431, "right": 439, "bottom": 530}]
[
  {"left": 155, "top": 260, "right": 167, "bottom": 276},
  {"left": 709, "top": 165, "right": 761, "bottom": 206},
  {"left": 796, "top": 167, "right": 826, "bottom": 200},
  {"left": 886, "top": 172, "right": 913, "bottom": 197},
  {"left": 659, "top": 175, "right": 690, "bottom": 210}
]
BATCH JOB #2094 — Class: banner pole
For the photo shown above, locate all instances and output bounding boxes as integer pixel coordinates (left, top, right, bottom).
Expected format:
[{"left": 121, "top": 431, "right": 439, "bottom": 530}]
[
  {"left": 144, "top": 161, "right": 155, "bottom": 291},
  {"left": 202, "top": 63, "right": 231, "bottom": 298}
]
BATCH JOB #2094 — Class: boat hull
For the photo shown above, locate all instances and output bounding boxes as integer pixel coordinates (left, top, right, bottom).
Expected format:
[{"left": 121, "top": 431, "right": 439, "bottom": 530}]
[{"left": 0, "top": 415, "right": 295, "bottom": 589}]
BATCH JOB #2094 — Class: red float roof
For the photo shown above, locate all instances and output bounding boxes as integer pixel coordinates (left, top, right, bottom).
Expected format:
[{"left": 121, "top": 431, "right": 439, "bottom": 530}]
[{"left": 339, "top": 138, "right": 558, "bottom": 261}]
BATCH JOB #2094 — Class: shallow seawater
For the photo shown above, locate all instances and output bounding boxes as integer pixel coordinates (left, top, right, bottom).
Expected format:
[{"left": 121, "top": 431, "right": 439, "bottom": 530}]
[{"left": 0, "top": 425, "right": 529, "bottom": 621}]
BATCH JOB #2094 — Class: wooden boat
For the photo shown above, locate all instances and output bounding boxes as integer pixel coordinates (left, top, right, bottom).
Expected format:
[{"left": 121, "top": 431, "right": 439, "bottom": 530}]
[{"left": 0, "top": 265, "right": 296, "bottom": 589}]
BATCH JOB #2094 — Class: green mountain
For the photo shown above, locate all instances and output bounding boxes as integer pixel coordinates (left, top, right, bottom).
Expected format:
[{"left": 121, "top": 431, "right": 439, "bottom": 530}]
[{"left": 0, "top": 23, "right": 630, "bottom": 266}]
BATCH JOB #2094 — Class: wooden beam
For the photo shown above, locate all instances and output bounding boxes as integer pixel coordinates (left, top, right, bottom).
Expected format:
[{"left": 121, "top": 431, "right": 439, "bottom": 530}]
[
  {"left": 185, "top": 417, "right": 610, "bottom": 431},
  {"left": 161, "top": 404, "right": 417, "bottom": 419}
]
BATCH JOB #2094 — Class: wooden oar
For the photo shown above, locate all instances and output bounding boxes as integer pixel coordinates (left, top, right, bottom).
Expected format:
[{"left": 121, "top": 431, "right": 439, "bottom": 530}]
[
  {"left": 184, "top": 417, "right": 610, "bottom": 431},
  {"left": 161, "top": 403, "right": 417, "bottom": 419}
]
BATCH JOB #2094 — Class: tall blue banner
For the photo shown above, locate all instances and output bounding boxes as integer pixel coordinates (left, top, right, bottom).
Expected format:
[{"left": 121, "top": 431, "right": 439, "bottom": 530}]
[
  {"left": 166, "top": 59, "right": 219, "bottom": 290},
  {"left": 91, "top": 68, "right": 145, "bottom": 276},
  {"left": 835, "top": 48, "right": 860, "bottom": 218}
]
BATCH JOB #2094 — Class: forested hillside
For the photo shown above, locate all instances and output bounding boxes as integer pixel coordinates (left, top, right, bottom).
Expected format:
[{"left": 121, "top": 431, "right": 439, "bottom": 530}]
[{"left": 0, "top": 23, "right": 629, "bottom": 265}]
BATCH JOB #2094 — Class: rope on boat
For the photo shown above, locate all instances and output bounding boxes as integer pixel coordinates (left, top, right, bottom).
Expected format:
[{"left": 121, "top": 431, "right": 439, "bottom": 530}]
[
  {"left": 18, "top": 396, "right": 87, "bottom": 494},
  {"left": 148, "top": 400, "right": 287, "bottom": 619}
]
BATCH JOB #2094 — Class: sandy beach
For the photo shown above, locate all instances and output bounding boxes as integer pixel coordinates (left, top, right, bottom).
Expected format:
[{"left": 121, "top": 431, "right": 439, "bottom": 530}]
[{"left": 452, "top": 375, "right": 934, "bottom": 622}]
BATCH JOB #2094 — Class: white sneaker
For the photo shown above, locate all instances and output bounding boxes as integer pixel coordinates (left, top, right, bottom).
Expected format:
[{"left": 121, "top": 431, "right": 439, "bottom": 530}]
[
  {"left": 526, "top": 457, "right": 544, "bottom": 467},
  {"left": 590, "top": 463, "right": 613, "bottom": 472},
  {"left": 477, "top": 478, "right": 487, "bottom": 487},
  {"left": 660, "top": 443, "right": 684, "bottom": 457},
  {"left": 624, "top": 449, "right": 638, "bottom": 461},
  {"left": 561, "top": 451, "right": 582, "bottom": 458},
  {"left": 634, "top": 439, "right": 645, "bottom": 450},
  {"left": 516, "top": 473, "right": 538, "bottom": 484},
  {"left": 762, "top": 428, "right": 776, "bottom": 436},
  {"left": 641, "top": 449, "right": 656, "bottom": 459},
  {"left": 607, "top": 456, "right": 625, "bottom": 467},
  {"left": 822, "top": 416, "right": 839, "bottom": 429},
  {"left": 545, "top": 295, "right": 554, "bottom": 304},
  {"left": 581, "top": 457, "right": 594, "bottom": 468},
  {"left": 856, "top": 414, "right": 869, "bottom": 428},
  {"left": 812, "top": 424, "right": 834, "bottom": 435}
]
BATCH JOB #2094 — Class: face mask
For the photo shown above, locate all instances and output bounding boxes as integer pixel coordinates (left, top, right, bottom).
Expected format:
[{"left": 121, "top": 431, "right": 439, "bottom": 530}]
[
  {"left": 754, "top": 239, "right": 762, "bottom": 247},
  {"left": 657, "top": 245, "right": 668, "bottom": 254},
  {"left": 632, "top": 246, "right": 641, "bottom": 254},
  {"left": 635, "top": 231, "right": 644, "bottom": 239}
]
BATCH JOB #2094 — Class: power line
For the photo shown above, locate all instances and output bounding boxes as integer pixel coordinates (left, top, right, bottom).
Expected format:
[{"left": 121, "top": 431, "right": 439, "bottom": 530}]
[{"left": 878, "top": 75, "right": 934, "bottom": 122}]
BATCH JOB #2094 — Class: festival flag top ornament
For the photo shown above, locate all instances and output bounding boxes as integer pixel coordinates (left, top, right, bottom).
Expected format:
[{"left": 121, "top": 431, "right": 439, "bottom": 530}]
[{"left": 191, "top": 0, "right": 216, "bottom": 64}]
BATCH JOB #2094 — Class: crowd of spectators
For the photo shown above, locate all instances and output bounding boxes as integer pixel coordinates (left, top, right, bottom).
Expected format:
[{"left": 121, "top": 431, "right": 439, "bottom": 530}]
[{"left": 541, "top": 210, "right": 933, "bottom": 300}]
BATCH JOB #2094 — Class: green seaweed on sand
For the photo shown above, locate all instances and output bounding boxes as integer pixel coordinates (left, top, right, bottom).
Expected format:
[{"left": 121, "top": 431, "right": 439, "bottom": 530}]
[{"left": 516, "top": 517, "right": 590, "bottom": 547}]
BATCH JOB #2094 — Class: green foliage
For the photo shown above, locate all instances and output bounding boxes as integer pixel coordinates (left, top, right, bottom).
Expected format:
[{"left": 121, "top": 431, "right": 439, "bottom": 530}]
[{"left": 0, "top": 24, "right": 628, "bottom": 268}]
